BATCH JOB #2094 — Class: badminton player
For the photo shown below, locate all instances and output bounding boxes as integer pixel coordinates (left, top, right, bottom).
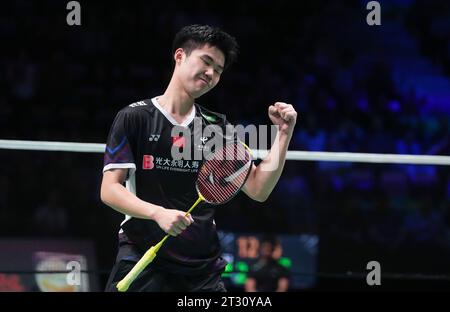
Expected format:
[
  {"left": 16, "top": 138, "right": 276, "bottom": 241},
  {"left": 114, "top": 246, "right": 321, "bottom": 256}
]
[{"left": 101, "top": 24, "right": 297, "bottom": 292}]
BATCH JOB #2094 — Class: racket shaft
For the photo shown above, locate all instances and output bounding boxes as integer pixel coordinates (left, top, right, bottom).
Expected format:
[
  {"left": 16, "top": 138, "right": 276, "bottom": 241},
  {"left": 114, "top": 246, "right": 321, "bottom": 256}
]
[
  {"left": 116, "top": 196, "right": 204, "bottom": 291},
  {"left": 186, "top": 195, "right": 204, "bottom": 215},
  {"left": 116, "top": 237, "right": 167, "bottom": 291}
]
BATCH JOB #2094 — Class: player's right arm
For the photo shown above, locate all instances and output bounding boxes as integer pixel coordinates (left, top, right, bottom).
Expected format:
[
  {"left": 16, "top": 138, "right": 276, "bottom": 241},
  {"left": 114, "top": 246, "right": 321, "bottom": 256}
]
[{"left": 100, "top": 168, "right": 193, "bottom": 236}]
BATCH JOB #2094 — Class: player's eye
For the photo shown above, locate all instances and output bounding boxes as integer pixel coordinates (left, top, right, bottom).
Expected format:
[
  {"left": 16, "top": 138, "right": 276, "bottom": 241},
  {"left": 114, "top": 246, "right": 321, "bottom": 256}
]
[{"left": 202, "top": 57, "right": 222, "bottom": 75}]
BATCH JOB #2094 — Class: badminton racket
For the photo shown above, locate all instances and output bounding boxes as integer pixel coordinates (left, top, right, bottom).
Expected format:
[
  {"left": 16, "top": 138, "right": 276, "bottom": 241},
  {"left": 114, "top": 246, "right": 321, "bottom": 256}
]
[{"left": 117, "top": 140, "right": 253, "bottom": 291}]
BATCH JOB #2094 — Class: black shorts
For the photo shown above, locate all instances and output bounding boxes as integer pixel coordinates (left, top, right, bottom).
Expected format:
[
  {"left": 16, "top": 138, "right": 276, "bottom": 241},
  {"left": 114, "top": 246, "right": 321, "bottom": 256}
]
[{"left": 105, "top": 243, "right": 227, "bottom": 292}]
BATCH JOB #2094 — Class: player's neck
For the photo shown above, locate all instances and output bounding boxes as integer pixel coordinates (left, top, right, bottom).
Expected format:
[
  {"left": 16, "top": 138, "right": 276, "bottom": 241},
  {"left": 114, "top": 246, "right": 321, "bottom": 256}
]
[{"left": 159, "top": 79, "right": 195, "bottom": 120}]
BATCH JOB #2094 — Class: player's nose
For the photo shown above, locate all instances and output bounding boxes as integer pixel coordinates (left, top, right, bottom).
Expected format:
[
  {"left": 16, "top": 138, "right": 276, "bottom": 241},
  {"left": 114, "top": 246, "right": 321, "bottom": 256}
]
[{"left": 204, "top": 68, "right": 213, "bottom": 80}]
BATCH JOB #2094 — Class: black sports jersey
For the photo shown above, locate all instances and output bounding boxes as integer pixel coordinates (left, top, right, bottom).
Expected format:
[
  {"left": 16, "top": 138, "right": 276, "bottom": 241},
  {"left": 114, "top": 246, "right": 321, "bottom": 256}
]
[
  {"left": 103, "top": 97, "right": 233, "bottom": 275},
  {"left": 248, "top": 259, "right": 290, "bottom": 291}
]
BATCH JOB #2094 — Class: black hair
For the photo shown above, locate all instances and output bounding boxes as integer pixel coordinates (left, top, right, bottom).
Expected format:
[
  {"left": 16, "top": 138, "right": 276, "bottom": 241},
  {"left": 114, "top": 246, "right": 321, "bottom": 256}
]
[
  {"left": 172, "top": 24, "right": 239, "bottom": 70},
  {"left": 260, "top": 235, "right": 279, "bottom": 247}
]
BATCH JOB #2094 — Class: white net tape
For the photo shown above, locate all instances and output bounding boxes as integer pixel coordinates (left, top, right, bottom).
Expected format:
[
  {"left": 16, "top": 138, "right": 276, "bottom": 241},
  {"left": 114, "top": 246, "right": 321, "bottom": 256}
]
[{"left": 1, "top": 139, "right": 449, "bottom": 165}]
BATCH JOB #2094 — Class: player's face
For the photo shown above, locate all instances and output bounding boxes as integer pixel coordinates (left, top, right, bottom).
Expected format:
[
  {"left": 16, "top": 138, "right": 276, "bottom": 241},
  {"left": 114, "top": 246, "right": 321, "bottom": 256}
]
[{"left": 178, "top": 44, "right": 225, "bottom": 98}]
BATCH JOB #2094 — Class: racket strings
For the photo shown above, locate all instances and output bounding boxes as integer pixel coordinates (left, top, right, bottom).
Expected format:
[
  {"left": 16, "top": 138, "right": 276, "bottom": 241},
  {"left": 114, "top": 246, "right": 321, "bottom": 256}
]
[{"left": 197, "top": 142, "right": 252, "bottom": 204}]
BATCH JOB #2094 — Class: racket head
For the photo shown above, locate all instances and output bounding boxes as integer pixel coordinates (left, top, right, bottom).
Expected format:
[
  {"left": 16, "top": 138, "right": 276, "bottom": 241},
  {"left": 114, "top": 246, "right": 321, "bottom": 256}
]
[{"left": 195, "top": 140, "right": 253, "bottom": 205}]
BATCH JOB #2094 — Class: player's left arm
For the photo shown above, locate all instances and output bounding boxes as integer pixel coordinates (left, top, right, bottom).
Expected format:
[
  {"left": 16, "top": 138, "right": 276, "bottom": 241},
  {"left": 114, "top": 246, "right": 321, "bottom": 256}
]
[{"left": 242, "top": 102, "right": 297, "bottom": 202}]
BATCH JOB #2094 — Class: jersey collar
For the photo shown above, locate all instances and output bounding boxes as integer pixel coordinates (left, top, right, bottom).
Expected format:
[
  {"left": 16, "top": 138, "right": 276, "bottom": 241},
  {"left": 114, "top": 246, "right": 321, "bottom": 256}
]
[{"left": 151, "top": 97, "right": 196, "bottom": 127}]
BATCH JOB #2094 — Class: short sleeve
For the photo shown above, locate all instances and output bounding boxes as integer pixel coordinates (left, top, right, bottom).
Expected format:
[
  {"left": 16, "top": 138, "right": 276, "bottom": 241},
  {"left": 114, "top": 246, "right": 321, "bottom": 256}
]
[{"left": 103, "top": 110, "right": 136, "bottom": 177}]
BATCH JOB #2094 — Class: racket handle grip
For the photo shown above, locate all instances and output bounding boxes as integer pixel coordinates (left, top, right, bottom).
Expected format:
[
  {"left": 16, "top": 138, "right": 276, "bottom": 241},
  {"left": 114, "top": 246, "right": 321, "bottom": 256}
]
[{"left": 116, "top": 237, "right": 167, "bottom": 292}]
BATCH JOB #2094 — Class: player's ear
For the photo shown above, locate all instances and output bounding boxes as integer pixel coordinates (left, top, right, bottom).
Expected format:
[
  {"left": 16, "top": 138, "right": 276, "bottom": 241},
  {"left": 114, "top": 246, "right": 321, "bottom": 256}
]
[{"left": 174, "top": 48, "right": 184, "bottom": 65}]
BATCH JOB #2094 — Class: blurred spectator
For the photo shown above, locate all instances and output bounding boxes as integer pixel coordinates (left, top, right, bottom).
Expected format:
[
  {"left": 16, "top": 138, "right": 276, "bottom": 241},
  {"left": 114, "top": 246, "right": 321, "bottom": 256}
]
[{"left": 245, "top": 236, "right": 290, "bottom": 292}]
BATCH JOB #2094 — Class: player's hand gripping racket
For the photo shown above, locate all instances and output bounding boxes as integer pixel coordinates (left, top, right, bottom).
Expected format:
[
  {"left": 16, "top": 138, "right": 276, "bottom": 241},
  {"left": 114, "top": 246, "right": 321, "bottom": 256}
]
[{"left": 116, "top": 140, "right": 253, "bottom": 291}]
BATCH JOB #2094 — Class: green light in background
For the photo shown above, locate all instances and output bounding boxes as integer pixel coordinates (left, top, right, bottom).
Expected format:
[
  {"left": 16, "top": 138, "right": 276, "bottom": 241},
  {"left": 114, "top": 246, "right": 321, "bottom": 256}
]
[
  {"left": 233, "top": 273, "right": 247, "bottom": 285},
  {"left": 224, "top": 262, "right": 233, "bottom": 273},
  {"left": 278, "top": 257, "right": 292, "bottom": 268},
  {"left": 221, "top": 262, "right": 233, "bottom": 278},
  {"left": 236, "top": 261, "right": 249, "bottom": 272}
]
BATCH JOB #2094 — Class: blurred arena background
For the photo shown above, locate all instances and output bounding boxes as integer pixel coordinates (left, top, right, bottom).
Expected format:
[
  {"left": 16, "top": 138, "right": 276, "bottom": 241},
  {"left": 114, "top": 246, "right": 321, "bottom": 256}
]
[{"left": 0, "top": 0, "right": 449, "bottom": 291}]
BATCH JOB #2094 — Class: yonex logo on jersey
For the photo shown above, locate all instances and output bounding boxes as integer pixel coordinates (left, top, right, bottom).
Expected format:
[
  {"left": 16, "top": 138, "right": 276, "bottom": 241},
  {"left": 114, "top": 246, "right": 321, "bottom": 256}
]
[
  {"left": 149, "top": 134, "right": 160, "bottom": 142},
  {"left": 172, "top": 136, "right": 185, "bottom": 148},
  {"left": 129, "top": 101, "right": 147, "bottom": 108},
  {"left": 142, "top": 155, "right": 154, "bottom": 170}
]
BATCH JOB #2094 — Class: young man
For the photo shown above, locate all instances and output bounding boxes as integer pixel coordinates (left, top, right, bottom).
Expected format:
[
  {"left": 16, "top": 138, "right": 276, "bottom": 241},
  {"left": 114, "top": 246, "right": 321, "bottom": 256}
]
[{"left": 101, "top": 24, "right": 297, "bottom": 292}]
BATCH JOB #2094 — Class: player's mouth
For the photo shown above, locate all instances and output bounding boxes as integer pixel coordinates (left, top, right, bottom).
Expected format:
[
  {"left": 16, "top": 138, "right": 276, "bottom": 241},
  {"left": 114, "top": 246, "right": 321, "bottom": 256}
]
[{"left": 198, "top": 76, "right": 210, "bottom": 87}]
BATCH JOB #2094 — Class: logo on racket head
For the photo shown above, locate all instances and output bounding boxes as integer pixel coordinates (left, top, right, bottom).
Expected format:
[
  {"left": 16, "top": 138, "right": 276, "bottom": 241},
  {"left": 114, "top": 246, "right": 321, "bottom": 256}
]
[{"left": 208, "top": 172, "right": 215, "bottom": 185}]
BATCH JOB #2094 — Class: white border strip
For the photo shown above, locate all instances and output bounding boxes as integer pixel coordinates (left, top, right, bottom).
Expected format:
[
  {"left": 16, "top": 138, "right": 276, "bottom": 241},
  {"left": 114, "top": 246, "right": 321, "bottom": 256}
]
[{"left": 1, "top": 139, "right": 450, "bottom": 165}]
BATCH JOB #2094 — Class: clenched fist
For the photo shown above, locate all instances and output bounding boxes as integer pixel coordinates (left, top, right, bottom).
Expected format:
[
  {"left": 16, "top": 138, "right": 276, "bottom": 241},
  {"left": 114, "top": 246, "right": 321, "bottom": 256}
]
[{"left": 268, "top": 102, "right": 297, "bottom": 135}]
